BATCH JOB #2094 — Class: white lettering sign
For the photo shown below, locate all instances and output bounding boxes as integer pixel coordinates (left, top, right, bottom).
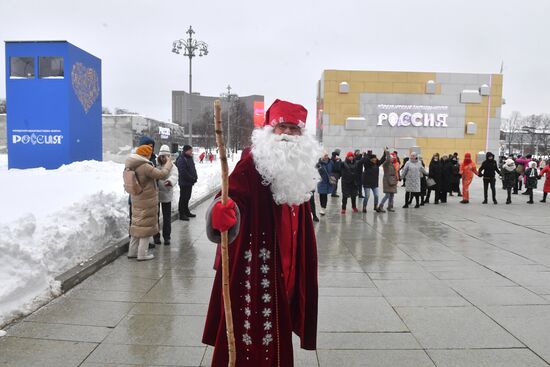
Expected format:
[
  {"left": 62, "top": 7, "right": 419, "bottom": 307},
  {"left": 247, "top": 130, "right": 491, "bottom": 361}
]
[
  {"left": 376, "top": 104, "right": 449, "bottom": 128},
  {"left": 11, "top": 129, "right": 64, "bottom": 145}
]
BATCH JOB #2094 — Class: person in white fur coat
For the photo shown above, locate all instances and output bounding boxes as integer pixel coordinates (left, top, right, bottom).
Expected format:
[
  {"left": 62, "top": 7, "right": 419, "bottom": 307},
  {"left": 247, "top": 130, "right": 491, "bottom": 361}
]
[{"left": 153, "top": 144, "right": 179, "bottom": 245}]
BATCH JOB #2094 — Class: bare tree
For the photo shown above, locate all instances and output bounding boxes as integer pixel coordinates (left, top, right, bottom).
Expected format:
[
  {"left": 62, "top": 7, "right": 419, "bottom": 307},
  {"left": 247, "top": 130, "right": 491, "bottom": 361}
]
[
  {"left": 102, "top": 106, "right": 111, "bottom": 114},
  {"left": 0, "top": 98, "right": 6, "bottom": 114},
  {"left": 523, "top": 114, "right": 543, "bottom": 155},
  {"left": 502, "top": 111, "right": 523, "bottom": 155},
  {"left": 539, "top": 114, "right": 550, "bottom": 155}
]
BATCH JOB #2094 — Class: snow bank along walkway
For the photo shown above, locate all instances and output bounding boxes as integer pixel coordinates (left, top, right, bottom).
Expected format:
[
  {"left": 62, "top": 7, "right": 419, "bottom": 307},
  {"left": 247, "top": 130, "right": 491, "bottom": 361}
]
[{"left": 2, "top": 180, "right": 550, "bottom": 366}]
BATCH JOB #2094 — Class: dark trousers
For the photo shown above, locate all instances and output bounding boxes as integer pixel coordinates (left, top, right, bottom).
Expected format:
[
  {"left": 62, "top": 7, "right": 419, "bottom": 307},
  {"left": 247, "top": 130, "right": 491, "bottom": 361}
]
[
  {"left": 526, "top": 188, "right": 534, "bottom": 202},
  {"left": 179, "top": 185, "right": 193, "bottom": 216},
  {"left": 406, "top": 192, "right": 420, "bottom": 206},
  {"left": 506, "top": 187, "right": 512, "bottom": 202},
  {"left": 342, "top": 195, "right": 357, "bottom": 210},
  {"left": 542, "top": 192, "right": 548, "bottom": 202},
  {"left": 439, "top": 190, "right": 448, "bottom": 203},
  {"left": 483, "top": 178, "right": 496, "bottom": 201},
  {"left": 309, "top": 193, "right": 317, "bottom": 217},
  {"left": 426, "top": 186, "right": 439, "bottom": 203},
  {"left": 332, "top": 179, "right": 339, "bottom": 195},
  {"left": 154, "top": 202, "right": 172, "bottom": 241},
  {"left": 319, "top": 193, "right": 328, "bottom": 208}
]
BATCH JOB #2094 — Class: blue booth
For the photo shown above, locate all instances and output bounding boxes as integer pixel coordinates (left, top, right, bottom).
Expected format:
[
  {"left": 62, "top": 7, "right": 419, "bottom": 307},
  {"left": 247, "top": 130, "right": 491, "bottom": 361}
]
[{"left": 5, "top": 41, "right": 102, "bottom": 169}]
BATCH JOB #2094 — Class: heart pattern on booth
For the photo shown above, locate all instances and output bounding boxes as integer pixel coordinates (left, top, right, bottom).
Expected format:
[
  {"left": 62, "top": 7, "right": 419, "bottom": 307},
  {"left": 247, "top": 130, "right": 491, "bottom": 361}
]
[{"left": 71, "top": 62, "right": 100, "bottom": 113}]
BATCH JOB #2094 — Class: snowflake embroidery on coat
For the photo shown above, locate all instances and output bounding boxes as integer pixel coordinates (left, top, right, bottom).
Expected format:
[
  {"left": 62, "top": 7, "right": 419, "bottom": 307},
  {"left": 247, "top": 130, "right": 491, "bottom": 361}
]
[
  {"left": 261, "top": 278, "right": 270, "bottom": 289},
  {"left": 260, "top": 264, "right": 270, "bottom": 274},
  {"left": 259, "top": 248, "right": 271, "bottom": 261},
  {"left": 262, "top": 308, "right": 272, "bottom": 318},
  {"left": 262, "top": 293, "right": 272, "bottom": 303},
  {"left": 263, "top": 321, "right": 272, "bottom": 330},
  {"left": 244, "top": 307, "right": 251, "bottom": 317},
  {"left": 245, "top": 266, "right": 251, "bottom": 275},
  {"left": 244, "top": 280, "right": 251, "bottom": 290},
  {"left": 244, "top": 250, "right": 252, "bottom": 262},
  {"left": 262, "top": 334, "right": 273, "bottom": 346},
  {"left": 242, "top": 333, "right": 252, "bottom": 345},
  {"left": 244, "top": 320, "right": 251, "bottom": 330},
  {"left": 244, "top": 294, "right": 251, "bottom": 303}
]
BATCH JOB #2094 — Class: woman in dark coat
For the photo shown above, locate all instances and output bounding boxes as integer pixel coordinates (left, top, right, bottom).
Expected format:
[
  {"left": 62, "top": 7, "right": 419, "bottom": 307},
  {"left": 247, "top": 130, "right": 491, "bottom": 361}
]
[
  {"left": 449, "top": 155, "right": 461, "bottom": 196},
  {"left": 501, "top": 158, "right": 517, "bottom": 204},
  {"left": 340, "top": 151, "right": 359, "bottom": 213},
  {"left": 426, "top": 153, "right": 441, "bottom": 204},
  {"left": 362, "top": 151, "right": 386, "bottom": 212},
  {"left": 316, "top": 153, "right": 334, "bottom": 215},
  {"left": 439, "top": 155, "right": 453, "bottom": 203}
]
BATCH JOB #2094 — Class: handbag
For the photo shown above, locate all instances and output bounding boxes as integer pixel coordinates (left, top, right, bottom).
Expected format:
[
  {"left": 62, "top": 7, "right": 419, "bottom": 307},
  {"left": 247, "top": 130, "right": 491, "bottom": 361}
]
[
  {"left": 426, "top": 177, "right": 436, "bottom": 187},
  {"left": 329, "top": 175, "right": 337, "bottom": 186}
]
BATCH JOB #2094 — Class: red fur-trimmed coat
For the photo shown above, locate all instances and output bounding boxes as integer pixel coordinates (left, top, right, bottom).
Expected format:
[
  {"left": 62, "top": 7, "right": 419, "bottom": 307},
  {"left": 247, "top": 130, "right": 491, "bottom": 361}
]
[{"left": 202, "top": 152, "right": 318, "bottom": 366}]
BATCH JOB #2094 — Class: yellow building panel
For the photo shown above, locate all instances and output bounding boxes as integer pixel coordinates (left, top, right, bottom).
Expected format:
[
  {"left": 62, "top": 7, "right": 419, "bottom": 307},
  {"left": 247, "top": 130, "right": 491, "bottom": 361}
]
[
  {"left": 339, "top": 103, "right": 360, "bottom": 116},
  {"left": 323, "top": 70, "right": 339, "bottom": 81},
  {"left": 378, "top": 71, "right": 409, "bottom": 82},
  {"left": 491, "top": 83, "right": 502, "bottom": 97},
  {"left": 363, "top": 82, "right": 393, "bottom": 93},
  {"left": 323, "top": 80, "right": 338, "bottom": 94},
  {"left": 492, "top": 74, "right": 503, "bottom": 86},
  {"left": 349, "top": 71, "right": 379, "bottom": 82},
  {"left": 466, "top": 105, "right": 488, "bottom": 118},
  {"left": 324, "top": 91, "right": 338, "bottom": 103},
  {"left": 436, "top": 84, "right": 442, "bottom": 94},
  {"left": 392, "top": 83, "right": 424, "bottom": 94},
  {"left": 491, "top": 96, "right": 502, "bottom": 107},
  {"left": 349, "top": 81, "right": 363, "bottom": 93},
  {"left": 406, "top": 72, "right": 436, "bottom": 83},
  {"left": 335, "top": 70, "right": 351, "bottom": 82},
  {"left": 332, "top": 92, "right": 361, "bottom": 105}
]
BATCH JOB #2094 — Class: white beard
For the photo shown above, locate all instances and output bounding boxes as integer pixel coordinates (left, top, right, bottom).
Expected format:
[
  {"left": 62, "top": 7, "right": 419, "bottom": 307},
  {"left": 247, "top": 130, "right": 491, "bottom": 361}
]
[{"left": 251, "top": 126, "right": 322, "bottom": 206}]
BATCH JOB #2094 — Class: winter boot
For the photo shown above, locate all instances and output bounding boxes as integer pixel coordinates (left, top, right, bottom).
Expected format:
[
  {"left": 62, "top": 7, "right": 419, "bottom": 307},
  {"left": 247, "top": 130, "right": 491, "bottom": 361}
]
[
  {"left": 312, "top": 215, "right": 320, "bottom": 222},
  {"left": 340, "top": 209, "right": 346, "bottom": 214},
  {"left": 352, "top": 207, "right": 359, "bottom": 213},
  {"left": 320, "top": 207, "right": 326, "bottom": 215},
  {"left": 377, "top": 205, "right": 386, "bottom": 213}
]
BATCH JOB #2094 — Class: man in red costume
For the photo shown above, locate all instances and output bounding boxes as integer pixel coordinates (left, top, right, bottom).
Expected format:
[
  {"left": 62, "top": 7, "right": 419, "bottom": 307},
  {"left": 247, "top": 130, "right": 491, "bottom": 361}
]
[{"left": 203, "top": 99, "right": 322, "bottom": 366}]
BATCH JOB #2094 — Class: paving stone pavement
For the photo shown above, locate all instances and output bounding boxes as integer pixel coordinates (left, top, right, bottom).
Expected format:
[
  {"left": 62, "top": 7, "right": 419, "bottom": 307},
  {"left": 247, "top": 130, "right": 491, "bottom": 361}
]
[{"left": 2, "top": 179, "right": 550, "bottom": 366}]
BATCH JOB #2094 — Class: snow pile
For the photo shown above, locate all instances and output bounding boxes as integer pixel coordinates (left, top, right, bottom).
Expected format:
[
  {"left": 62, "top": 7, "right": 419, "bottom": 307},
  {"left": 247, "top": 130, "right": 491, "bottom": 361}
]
[{"left": 0, "top": 154, "right": 238, "bottom": 327}]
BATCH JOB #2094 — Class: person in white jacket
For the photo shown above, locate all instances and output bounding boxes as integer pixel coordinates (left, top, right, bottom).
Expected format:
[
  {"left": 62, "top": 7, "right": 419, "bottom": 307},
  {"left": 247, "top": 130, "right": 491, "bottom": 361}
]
[{"left": 153, "top": 145, "right": 179, "bottom": 245}]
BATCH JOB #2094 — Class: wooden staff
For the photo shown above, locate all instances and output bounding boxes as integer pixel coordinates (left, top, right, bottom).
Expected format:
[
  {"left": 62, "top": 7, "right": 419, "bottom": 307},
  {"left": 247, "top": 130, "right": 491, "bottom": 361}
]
[{"left": 214, "top": 99, "right": 236, "bottom": 366}]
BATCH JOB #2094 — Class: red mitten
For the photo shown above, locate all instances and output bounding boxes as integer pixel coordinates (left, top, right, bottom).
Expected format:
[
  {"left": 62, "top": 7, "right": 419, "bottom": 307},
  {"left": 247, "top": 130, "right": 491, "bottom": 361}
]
[{"left": 212, "top": 198, "right": 237, "bottom": 232}]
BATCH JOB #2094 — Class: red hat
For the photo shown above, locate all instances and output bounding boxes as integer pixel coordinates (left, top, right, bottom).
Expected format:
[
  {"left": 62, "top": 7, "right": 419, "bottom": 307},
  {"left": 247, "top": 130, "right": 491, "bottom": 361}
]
[
  {"left": 464, "top": 152, "right": 471, "bottom": 159},
  {"left": 264, "top": 99, "right": 307, "bottom": 128},
  {"left": 346, "top": 151, "right": 354, "bottom": 158}
]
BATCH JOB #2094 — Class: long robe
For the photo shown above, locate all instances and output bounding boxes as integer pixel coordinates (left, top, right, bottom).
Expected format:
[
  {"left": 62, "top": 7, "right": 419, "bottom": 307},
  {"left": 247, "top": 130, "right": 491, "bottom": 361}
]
[{"left": 202, "top": 152, "right": 318, "bottom": 366}]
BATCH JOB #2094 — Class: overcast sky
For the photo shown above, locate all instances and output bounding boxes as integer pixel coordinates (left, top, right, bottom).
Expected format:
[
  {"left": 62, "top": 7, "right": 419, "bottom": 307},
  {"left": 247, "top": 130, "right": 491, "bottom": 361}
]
[{"left": 1, "top": 0, "right": 549, "bottom": 130}]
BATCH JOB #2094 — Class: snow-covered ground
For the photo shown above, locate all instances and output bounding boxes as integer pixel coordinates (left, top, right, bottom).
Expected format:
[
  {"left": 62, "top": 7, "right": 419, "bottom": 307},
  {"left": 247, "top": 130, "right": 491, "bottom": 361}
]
[{"left": 0, "top": 153, "right": 238, "bottom": 327}]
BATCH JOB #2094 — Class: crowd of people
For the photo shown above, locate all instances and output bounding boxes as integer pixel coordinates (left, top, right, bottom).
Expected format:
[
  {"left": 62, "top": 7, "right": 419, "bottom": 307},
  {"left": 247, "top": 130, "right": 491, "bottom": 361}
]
[{"left": 315, "top": 148, "right": 550, "bottom": 217}]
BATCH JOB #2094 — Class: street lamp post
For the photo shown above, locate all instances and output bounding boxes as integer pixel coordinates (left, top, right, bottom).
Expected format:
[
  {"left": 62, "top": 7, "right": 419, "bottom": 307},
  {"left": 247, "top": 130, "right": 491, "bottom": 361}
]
[
  {"left": 220, "top": 84, "right": 238, "bottom": 153},
  {"left": 172, "top": 26, "right": 208, "bottom": 146}
]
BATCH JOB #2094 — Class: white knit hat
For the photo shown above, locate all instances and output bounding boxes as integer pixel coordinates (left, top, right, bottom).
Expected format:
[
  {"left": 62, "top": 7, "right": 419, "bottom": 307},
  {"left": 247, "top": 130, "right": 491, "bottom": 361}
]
[{"left": 159, "top": 144, "right": 171, "bottom": 156}]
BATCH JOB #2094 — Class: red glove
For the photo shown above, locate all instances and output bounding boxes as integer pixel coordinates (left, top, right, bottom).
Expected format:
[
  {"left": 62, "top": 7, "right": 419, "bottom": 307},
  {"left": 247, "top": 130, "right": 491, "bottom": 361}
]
[{"left": 212, "top": 198, "right": 237, "bottom": 232}]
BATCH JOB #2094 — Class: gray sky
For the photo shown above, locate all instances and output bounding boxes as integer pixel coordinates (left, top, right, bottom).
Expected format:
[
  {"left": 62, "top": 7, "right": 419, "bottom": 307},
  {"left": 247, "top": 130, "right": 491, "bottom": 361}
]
[{"left": 1, "top": 0, "right": 549, "bottom": 130}]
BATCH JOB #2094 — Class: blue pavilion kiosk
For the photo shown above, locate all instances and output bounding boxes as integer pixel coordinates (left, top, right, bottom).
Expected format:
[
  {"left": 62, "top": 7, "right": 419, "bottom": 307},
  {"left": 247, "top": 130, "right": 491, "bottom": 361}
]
[{"left": 5, "top": 41, "right": 102, "bottom": 169}]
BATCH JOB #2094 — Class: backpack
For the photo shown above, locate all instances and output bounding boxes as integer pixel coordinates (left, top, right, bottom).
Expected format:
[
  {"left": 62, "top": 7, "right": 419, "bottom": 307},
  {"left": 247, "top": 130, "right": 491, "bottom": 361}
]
[{"left": 123, "top": 167, "right": 143, "bottom": 195}]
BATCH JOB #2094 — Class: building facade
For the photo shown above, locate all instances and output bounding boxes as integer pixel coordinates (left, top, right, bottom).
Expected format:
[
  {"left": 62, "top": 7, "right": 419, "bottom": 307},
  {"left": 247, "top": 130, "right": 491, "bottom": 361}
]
[
  {"left": 317, "top": 70, "right": 504, "bottom": 161},
  {"left": 172, "top": 91, "right": 264, "bottom": 149}
]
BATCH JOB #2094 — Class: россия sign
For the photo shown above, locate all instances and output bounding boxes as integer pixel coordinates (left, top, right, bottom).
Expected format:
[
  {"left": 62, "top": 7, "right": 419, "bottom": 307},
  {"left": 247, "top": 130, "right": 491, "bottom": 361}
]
[{"left": 377, "top": 104, "right": 449, "bottom": 128}]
